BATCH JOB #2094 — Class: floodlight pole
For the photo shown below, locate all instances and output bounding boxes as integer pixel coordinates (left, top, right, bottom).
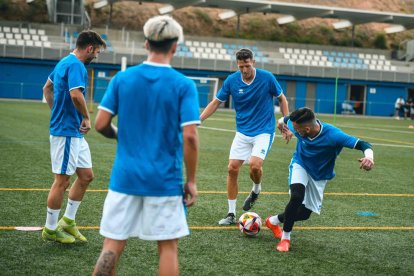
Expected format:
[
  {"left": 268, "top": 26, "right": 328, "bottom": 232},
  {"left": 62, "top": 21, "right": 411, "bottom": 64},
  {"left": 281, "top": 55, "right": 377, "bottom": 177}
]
[
  {"left": 236, "top": 14, "right": 240, "bottom": 38},
  {"left": 108, "top": 0, "right": 114, "bottom": 28},
  {"left": 351, "top": 24, "right": 355, "bottom": 47}
]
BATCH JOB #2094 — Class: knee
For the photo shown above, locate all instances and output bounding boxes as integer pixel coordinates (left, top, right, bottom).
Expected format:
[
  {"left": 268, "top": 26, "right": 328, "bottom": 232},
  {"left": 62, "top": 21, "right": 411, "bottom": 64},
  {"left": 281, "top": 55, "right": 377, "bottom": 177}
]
[
  {"left": 249, "top": 163, "right": 262, "bottom": 176},
  {"left": 290, "top": 184, "right": 305, "bottom": 202},
  {"left": 228, "top": 163, "right": 240, "bottom": 175},
  {"left": 55, "top": 176, "right": 71, "bottom": 190},
  {"left": 80, "top": 171, "right": 94, "bottom": 184}
]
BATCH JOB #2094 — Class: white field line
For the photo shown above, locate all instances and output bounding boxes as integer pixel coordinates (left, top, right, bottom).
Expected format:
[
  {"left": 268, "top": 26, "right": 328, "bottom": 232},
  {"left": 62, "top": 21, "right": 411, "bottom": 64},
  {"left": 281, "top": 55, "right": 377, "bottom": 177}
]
[{"left": 199, "top": 126, "right": 414, "bottom": 149}]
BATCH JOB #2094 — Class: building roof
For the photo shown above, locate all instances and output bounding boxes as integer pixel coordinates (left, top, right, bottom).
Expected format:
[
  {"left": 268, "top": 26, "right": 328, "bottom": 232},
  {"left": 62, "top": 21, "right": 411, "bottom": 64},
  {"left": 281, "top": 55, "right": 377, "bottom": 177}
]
[{"left": 123, "top": 0, "right": 414, "bottom": 31}]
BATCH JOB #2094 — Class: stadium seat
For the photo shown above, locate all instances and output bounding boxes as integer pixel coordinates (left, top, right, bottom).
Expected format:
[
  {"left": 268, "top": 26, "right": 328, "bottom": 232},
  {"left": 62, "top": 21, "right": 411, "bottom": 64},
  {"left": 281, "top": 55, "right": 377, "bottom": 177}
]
[
  {"left": 3, "top": 26, "right": 10, "bottom": 33},
  {"left": 0, "top": 38, "right": 6, "bottom": 44},
  {"left": 29, "top": 29, "right": 36, "bottom": 35}
]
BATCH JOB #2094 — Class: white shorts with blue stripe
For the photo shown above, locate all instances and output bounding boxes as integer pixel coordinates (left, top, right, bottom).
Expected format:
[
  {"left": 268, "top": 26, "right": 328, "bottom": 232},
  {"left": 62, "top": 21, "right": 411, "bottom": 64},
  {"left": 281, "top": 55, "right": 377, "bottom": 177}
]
[
  {"left": 289, "top": 162, "right": 327, "bottom": 214},
  {"left": 49, "top": 135, "right": 92, "bottom": 175},
  {"left": 229, "top": 132, "right": 274, "bottom": 164},
  {"left": 100, "top": 190, "right": 190, "bottom": 241}
]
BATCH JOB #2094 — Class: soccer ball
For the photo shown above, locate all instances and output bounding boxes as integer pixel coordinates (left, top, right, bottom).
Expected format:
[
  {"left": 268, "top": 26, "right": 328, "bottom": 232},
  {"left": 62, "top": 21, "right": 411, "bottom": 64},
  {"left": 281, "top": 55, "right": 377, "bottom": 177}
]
[{"left": 238, "top": 212, "right": 262, "bottom": 237}]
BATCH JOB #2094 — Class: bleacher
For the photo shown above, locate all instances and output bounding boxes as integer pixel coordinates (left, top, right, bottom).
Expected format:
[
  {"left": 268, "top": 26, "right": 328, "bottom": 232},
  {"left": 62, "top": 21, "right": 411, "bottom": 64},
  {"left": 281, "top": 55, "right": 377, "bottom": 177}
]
[
  {"left": 0, "top": 21, "right": 413, "bottom": 83},
  {"left": 0, "top": 26, "right": 51, "bottom": 48},
  {"left": 176, "top": 40, "right": 268, "bottom": 62},
  {"left": 279, "top": 47, "right": 396, "bottom": 71}
]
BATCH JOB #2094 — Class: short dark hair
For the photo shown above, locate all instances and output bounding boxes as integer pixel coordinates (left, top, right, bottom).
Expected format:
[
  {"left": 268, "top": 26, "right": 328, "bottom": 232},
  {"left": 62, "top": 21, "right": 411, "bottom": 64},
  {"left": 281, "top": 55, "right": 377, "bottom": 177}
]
[
  {"left": 147, "top": 38, "right": 178, "bottom": 54},
  {"left": 236, "top": 48, "right": 254, "bottom": 61},
  {"left": 289, "top": 107, "right": 316, "bottom": 124},
  {"left": 76, "top": 30, "right": 106, "bottom": 50}
]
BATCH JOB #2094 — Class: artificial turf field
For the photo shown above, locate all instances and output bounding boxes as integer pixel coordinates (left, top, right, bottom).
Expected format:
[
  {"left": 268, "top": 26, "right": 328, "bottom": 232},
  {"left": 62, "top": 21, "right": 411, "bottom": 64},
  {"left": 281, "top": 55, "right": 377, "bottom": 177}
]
[{"left": 0, "top": 100, "right": 413, "bottom": 275}]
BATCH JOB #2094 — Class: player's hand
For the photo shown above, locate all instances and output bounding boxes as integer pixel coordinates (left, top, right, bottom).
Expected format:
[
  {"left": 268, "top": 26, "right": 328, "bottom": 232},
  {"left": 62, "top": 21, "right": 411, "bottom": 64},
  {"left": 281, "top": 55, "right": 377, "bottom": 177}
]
[
  {"left": 282, "top": 126, "right": 293, "bottom": 144},
  {"left": 358, "top": 157, "right": 374, "bottom": 171},
  {"left": 80, "top": 118, "right": 91, "bottom": 134},
  {"left": 184, "top": 182, "right": 197, "bottom": 207}
]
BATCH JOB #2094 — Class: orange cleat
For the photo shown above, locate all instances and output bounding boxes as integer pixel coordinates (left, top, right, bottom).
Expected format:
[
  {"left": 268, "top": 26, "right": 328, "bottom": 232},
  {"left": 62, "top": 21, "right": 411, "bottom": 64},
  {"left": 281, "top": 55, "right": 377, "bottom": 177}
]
[
  {"left": 265, "top": 216, "right": 282, "bottom": 239},
  {"left": 276, "top": 239, "right": 291, "bottom": 252}
]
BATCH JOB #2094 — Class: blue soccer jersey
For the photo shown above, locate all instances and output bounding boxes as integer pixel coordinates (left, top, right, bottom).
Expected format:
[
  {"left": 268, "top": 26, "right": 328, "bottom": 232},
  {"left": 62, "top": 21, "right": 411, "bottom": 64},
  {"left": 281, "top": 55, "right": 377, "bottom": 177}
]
[
  {"left": 49, "top": 53, "right": 88, "bottom": 137},
  {"left": 287, "top": 120, "right": 359, "bottom": 181},
  {"left": 99, "top": 61, "right": 200, "bottom": 196},
  {"left": 216, "top": 68, "right": 283, "bottom": 136}
]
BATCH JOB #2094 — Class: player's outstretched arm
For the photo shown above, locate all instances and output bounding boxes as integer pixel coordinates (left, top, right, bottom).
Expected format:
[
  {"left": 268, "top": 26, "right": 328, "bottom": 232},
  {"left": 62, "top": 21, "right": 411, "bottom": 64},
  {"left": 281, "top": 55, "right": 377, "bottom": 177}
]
[
  {"left": 43, "top": 79, "right": 54, "bottom": 110},
  {"left": 355, "top": 140, "right": 374, "bottom": 171},
  {"left": 183, "top": 124, "right": 199, "bottom": 207},
  {"left": 200, "top": 98, "right": 221, "bottom": 122}
]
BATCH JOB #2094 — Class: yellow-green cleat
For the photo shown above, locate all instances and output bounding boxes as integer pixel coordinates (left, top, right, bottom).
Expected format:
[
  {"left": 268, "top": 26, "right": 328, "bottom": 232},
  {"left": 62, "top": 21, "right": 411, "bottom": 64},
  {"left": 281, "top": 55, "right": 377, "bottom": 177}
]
[
  {"left": 42, "top": 227, "right": 76, "bottom": 244},
  {"left": 58, "top": 217, "right": 87, "bottom": 242}
]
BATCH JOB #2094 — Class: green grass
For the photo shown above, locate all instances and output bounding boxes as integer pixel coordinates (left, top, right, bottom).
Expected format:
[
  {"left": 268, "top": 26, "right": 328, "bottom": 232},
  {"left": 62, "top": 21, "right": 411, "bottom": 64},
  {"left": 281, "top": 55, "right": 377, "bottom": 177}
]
[{"left": 1, "top": 100, "right": 414, "bottom": 275}]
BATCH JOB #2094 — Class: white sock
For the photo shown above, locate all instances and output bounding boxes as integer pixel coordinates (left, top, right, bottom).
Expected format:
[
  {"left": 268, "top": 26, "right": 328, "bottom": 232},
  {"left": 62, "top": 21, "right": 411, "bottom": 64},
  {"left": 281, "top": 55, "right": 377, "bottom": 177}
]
[
  {"left": 228, "top": 199, "right": 237, "bottom": 215},
  {"left": 282, "top": 231, "right": 291, "bottom": 240},
  {"left": 252, "top": 183, "right": 261, "bottom": 194},
  {"left": 269, "top": 215, "right": 280, "bottom": 225},
  {"left": 63, "top": 199, "right": 81, "bottom": 221},
  {"left": 45, "top": 208, "right": 60, "bottom": 231}
]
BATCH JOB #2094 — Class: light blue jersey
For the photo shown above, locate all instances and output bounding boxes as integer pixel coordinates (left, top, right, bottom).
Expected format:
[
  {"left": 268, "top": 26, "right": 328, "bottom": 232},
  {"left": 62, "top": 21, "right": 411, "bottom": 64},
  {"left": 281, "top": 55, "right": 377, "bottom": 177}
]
[
  {"left": 99, "top": 62, "right": 200, "bottom": 196},
  {"left": 49, "top": 53, "right": 88, "bottom": 137},
  {"left": 216, "top": 68, "right": 283, "bottom": 136},
  {"left": 288, "top": 120, "right": 359, "bottom": 181}
]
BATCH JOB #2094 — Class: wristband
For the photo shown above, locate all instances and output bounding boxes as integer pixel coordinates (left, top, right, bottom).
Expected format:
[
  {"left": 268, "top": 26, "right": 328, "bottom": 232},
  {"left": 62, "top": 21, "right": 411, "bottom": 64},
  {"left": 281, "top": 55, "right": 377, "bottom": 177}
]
[
  {"left": 364, "top": 149, "right": 374, "bottom": 160},
  {"left": 278, "top": 117, "right": 285, "bottom": 125}
]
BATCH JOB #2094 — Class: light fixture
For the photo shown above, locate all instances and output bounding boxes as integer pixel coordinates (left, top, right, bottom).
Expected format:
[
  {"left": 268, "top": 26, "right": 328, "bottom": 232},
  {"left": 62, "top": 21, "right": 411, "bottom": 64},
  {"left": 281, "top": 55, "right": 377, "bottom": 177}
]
[
  {"left": 333, "top": 20, "right": 352, "bottom": 29},
  {"left": 277, "top": 15, "right": 296, "bottom": 25},
  {"left": 218, "top": 10, "right": 237, "bottom": 20},
  {"left": 158, "top": 4, "right": 174, "bottom": 15},
  {"left": 93, "top": 0, "right": 109, "bottom": 9},
  {"left": 385, "top": 24, "right": 406, "bottom": 34}
]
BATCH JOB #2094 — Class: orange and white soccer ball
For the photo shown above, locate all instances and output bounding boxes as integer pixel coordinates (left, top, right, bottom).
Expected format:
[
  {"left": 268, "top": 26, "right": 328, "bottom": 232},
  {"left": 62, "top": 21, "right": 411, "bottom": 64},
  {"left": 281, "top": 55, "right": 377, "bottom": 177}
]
[{"left": 238, "top": 212, "right": 262, "bottom": 237}]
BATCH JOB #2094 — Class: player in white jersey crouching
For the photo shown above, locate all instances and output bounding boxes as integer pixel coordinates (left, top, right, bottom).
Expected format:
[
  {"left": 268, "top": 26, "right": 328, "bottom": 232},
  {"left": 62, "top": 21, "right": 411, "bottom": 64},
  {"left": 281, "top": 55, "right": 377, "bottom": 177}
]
[{"left": 265, "top": 107, "right": 375, "bottom": 252}]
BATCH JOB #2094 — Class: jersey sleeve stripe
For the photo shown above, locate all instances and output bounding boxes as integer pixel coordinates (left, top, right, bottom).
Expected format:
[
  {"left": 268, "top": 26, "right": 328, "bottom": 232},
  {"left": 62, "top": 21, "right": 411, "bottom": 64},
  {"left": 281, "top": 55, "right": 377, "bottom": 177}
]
[
  {"left": 98, "top": 106, "right": 115, "bottom": 115},
  {"left": 181, "top": 120, "right": 201, "bottom": 127},
  {"left": 215, "top": 96, "right": 226, "bottom": 103},
  {"left": 353, "top": 138, "right": 360, "bottom": 149},
  {"left": 48, "top": 77, "right": 54, "bottom": 84},
  {"left": 69, "top": 86, "right": 85, "bottom": 91}
]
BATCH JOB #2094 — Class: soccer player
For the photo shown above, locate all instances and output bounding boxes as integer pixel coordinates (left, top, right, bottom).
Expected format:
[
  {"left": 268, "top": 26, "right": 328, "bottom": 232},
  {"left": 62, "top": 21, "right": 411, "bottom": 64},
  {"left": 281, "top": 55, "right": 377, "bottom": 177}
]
[
  {"left": 42, "top": 30, "right": 106, "bottom": 243},
  {"left": 200, "top": 48, "right": 289, "bottom": 225},
  {"left": 93, "top": 16, "right": 200, "bottom": 276},
  {"left": 265, "top": 107, "right": 375, "bottom": 252}
]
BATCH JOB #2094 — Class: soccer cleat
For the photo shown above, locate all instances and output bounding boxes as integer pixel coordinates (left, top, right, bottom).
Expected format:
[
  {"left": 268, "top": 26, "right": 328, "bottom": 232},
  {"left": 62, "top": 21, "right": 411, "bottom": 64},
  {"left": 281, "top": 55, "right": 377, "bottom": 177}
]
[
  {"left": 276, "top": 239, "right": 291, "bottom": 252},
  {"left": 58, "top": 217, "right": 87, "bottom": 242},
  {"left": 242, "top": 191, "right": 259, "bottom": 211},
  {"left": 218, "top": 213, "right": 236, "bottom": 225},
  {"left": 265, "top": 216, "right": 282, "bottom": 239},
  {"left": 42, "top": 227, "right": 76, "bottom": 244}
]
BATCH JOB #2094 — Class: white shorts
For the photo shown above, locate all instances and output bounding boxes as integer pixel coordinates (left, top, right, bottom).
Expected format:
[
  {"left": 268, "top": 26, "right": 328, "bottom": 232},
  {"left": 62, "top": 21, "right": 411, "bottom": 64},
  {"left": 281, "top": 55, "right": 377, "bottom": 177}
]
[
  {"left": 100, "top": 190, "right": 190, "bottom": 241},
  {"left": 50, "top": 135, "right": 92, "bottom": 176},
  {"left": 289, "top": 162, "right": 327, "bottom": 214},
  {"left": 229, "top": 132, "right": 274, "bottom": 163}
]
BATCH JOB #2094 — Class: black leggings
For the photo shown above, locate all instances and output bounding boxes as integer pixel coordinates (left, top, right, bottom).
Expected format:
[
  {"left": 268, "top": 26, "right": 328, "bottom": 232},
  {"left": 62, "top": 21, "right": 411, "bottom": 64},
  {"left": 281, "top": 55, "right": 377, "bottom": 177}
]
[{"left": 278, "top": 183, "right": 312, "bottom": 232}]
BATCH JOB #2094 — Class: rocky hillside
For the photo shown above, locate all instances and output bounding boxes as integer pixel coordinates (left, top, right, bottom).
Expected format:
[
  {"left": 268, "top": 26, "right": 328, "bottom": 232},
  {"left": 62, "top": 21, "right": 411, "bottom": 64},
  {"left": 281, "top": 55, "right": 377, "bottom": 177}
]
[{"left": 1, "top": 0, "right": 413, "bottom": 49}]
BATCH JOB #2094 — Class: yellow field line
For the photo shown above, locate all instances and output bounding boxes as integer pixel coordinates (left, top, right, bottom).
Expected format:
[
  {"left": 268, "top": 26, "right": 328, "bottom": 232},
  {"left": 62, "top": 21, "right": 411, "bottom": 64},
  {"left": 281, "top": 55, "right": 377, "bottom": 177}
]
[
  {"left": 2, "top": 226, "right": 414, "bottom": 231},
  {"left": 0, "top": 188, "right": 413, "bottom": 197}
]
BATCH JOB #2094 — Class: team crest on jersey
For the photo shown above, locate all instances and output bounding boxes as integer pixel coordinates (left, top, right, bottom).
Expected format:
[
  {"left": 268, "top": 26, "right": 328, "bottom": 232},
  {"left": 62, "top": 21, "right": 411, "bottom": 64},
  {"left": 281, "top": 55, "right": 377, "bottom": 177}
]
[{"left": 261, "top": 149, "right": 266, "bottom": 154}]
